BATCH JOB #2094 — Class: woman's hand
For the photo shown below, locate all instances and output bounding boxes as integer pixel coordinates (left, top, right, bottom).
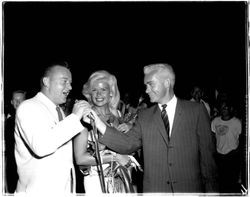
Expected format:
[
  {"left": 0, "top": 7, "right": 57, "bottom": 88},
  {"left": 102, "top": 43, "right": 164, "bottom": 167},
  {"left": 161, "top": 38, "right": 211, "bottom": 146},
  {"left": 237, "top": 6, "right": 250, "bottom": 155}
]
[
  {"left": 115, "top": 154, "right": 131, "bottom": 166},
  {"left": 98, "top": 143, "right": 106, "bottom": 151},
  {"left": 117, "top": 123, "right": 132, "bottom": 133}
]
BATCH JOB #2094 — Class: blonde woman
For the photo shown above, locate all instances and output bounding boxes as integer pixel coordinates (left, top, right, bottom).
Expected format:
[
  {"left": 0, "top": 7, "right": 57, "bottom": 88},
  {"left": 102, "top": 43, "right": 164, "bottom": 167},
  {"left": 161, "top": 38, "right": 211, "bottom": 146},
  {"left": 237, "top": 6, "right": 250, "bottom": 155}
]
[{"left": 74, "top": 70, "right": 140, "bottom": 194}]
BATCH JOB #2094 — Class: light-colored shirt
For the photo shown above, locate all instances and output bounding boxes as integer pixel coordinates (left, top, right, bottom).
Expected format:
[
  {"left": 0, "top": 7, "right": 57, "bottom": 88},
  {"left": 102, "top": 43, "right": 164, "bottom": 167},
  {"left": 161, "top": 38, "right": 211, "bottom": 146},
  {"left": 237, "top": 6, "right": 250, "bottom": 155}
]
[
  {"left": 15, "top": 92, "right": 84, "bottom": 194},
  {"left": 158, "top": 95, "right": 177, "bottom": 137},
  {"left": 211, "top": 116, "right": 241, "bottom": 154}
]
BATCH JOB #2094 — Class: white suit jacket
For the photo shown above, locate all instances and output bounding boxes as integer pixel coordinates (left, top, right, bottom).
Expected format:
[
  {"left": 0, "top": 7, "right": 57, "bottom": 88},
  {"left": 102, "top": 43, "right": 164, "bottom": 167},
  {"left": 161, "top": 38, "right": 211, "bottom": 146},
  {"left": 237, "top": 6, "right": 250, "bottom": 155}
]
[{"left": 14, "top": 92, "right": 84, "bottom": 194}]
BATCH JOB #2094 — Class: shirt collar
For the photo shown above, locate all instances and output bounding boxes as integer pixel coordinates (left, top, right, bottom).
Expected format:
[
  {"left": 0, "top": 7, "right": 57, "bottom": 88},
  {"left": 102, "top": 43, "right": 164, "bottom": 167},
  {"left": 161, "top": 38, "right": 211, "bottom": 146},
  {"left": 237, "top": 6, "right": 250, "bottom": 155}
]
[
  {"left": 37, "top": 92, "right": 57, "bottom": 110},
  {"left": 158, "top": 95, "right": 177, "bottom": 111}
]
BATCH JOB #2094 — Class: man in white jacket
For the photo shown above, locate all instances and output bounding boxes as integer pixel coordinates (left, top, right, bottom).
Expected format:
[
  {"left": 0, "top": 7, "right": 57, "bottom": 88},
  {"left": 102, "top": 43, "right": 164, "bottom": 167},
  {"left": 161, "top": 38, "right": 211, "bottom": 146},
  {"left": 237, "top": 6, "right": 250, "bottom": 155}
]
[{"left": 14, "top": 62, "right": 86, "bottom": 194}]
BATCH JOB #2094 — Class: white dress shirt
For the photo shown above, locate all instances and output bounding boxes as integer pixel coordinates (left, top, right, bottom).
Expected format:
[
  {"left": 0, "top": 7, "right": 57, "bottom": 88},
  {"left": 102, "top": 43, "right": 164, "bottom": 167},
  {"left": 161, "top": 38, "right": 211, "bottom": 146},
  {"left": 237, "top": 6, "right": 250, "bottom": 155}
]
[
  {"left": 158, "top": 95, "right": 177, "bottom": 137},
  {"left": 15, "top": 92, "right": 84, "bottom": 194}
]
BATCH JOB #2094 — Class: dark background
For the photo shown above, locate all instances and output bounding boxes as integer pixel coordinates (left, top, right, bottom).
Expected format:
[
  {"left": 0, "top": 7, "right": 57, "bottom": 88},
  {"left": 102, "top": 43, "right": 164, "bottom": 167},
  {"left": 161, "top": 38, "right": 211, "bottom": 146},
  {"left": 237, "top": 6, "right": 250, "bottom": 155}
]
[{"left": 3, "top": 1, "right": 247, "bottom": 109}]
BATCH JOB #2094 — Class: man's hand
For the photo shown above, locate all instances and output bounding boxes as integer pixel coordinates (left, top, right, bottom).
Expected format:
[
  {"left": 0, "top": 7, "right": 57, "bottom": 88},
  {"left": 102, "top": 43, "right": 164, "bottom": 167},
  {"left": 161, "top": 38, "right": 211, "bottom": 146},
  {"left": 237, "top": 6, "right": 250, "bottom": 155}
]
[
  {"left": 80, "top": 101, "right": 97, "bottom": 124},
  {"left": 72, "top": 100, "right": 91, "bottom": 120},
  {"left": 117, "top": 123, "right": 132, "bottom": 133},
  {"left": 80, "top": 101, "right": 107, "bottom": 135}
]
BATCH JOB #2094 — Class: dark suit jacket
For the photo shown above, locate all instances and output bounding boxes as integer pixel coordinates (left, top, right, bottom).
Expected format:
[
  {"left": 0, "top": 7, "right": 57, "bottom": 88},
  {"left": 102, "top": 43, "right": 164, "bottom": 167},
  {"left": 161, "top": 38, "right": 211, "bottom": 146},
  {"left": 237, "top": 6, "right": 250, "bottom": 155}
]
[{"left": 100, "top": 98, "right": 218, "bottom": 193}]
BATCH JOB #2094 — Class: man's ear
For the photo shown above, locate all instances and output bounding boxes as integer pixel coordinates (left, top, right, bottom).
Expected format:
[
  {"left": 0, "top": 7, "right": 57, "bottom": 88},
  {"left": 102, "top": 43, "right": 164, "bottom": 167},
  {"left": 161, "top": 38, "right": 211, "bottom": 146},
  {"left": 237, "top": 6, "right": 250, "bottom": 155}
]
[
  {"left": 164, "top": 78, "right": 171, "bottom": 88},
  {"left": 42, "top": 77, "right": 50, "bottom": 88}
]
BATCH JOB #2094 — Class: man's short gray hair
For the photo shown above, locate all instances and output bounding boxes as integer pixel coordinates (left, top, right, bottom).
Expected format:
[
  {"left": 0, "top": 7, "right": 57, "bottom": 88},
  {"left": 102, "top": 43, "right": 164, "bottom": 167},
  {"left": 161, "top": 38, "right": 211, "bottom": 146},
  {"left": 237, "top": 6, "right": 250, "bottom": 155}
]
[{"left": 144, "top": 63, "right": 175, "bottom": 87}]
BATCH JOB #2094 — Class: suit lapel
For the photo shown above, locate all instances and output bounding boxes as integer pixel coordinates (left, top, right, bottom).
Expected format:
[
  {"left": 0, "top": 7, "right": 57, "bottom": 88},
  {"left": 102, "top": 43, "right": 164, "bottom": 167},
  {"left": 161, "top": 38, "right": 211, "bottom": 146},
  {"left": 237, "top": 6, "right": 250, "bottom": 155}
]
[{"left": 152, "top": 105, "right": 170, "bottom": 145}]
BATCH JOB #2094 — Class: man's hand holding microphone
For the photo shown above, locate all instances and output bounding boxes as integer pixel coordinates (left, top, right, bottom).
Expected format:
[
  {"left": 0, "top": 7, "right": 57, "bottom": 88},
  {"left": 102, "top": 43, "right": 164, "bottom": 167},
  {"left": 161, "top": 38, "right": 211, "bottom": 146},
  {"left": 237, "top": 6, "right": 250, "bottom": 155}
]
[{"left": 74, "top": 100, "right": 107, "bottom": 135}]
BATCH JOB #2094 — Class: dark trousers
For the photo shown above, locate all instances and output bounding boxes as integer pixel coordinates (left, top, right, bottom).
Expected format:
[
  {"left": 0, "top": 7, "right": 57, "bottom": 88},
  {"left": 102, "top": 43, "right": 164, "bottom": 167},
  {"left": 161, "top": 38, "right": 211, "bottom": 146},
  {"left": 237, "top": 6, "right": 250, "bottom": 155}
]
[
  {"left": 216, "top": 149, "right": 241, "bottom": 193},
  {"left": 5, "top": 155, "right": 18, "bottom": 193}
]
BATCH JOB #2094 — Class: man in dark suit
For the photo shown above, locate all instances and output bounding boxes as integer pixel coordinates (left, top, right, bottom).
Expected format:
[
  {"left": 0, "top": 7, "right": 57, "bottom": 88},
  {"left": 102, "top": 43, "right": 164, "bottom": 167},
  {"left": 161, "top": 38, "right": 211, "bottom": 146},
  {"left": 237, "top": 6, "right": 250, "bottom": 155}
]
[{"left": 82, "top": 63, "right": 219, "bottom": 193}]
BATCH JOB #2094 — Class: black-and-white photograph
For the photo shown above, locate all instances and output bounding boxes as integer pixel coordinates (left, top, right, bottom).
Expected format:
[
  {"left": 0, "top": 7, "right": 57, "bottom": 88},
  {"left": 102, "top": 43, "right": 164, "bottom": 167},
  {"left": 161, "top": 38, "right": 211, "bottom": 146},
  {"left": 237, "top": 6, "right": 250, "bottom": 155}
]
[{"left": 2, "top": 1, "right": 248, "bottom": 195}]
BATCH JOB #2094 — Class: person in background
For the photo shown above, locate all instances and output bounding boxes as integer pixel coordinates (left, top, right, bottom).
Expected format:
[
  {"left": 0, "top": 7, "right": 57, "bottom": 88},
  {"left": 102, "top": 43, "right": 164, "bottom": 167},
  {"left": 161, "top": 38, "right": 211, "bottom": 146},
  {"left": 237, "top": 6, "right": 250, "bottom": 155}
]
[
  {"left": 4, "top": 90, "right": 26, "bottom": 193},
  {"left": 211, "top": 91, "right": 229, "bottom": 120},
  {"left": 136, "top": 92, "right": 150, "bottom": 113},
  {"left": 73, "top": 70, "right": 141, "bottom": 194},
  {"left": 117, "top": 94, "right": 126, "bottom": 117},
  {"left": 5, "top": 90, "right": 26, "bottom": 118},
  {"left": 190, "top": 85, "right": 211, "bottom": 117},
  {"left": 211, "top": 99, "right": 241, "bottom": 193},
  {"left": 81, "top": 63, "right": 219, "bottom": 193},
  {"left": 120, "top": 93, "right": 138, "bottom": 125},
  {"left": 14, "top": 62, "right": 87, "bottom": 194}
]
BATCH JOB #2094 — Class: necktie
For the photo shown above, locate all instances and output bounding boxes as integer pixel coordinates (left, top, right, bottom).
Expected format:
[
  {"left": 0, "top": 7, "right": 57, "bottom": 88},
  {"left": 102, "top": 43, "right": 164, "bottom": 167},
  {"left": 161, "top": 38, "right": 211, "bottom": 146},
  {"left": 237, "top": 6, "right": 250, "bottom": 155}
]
[
  {"left": 56, "top": 106, "right": 63, "bottom": 121},
  {"left": 161, "top": 104, "right": 170, "bottom": 140}
]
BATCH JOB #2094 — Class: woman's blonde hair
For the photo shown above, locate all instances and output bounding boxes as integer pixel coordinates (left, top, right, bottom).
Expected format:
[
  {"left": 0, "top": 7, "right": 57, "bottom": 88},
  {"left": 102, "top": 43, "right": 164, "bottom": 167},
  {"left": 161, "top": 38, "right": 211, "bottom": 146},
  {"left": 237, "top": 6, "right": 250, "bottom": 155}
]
[{"left": 82, "top": 70, "right": 120, "bottom": 117}]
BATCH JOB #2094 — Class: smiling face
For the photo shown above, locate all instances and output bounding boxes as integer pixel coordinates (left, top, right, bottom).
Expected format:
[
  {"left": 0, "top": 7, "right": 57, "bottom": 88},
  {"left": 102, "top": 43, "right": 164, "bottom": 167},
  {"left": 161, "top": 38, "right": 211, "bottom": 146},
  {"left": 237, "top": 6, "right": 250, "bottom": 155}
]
[
  {"left": 42, "top": 65, "right": 72, "bottom": 105},
  {"left": 90, "top": 80, "right": 112, "bottom": 107}
]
